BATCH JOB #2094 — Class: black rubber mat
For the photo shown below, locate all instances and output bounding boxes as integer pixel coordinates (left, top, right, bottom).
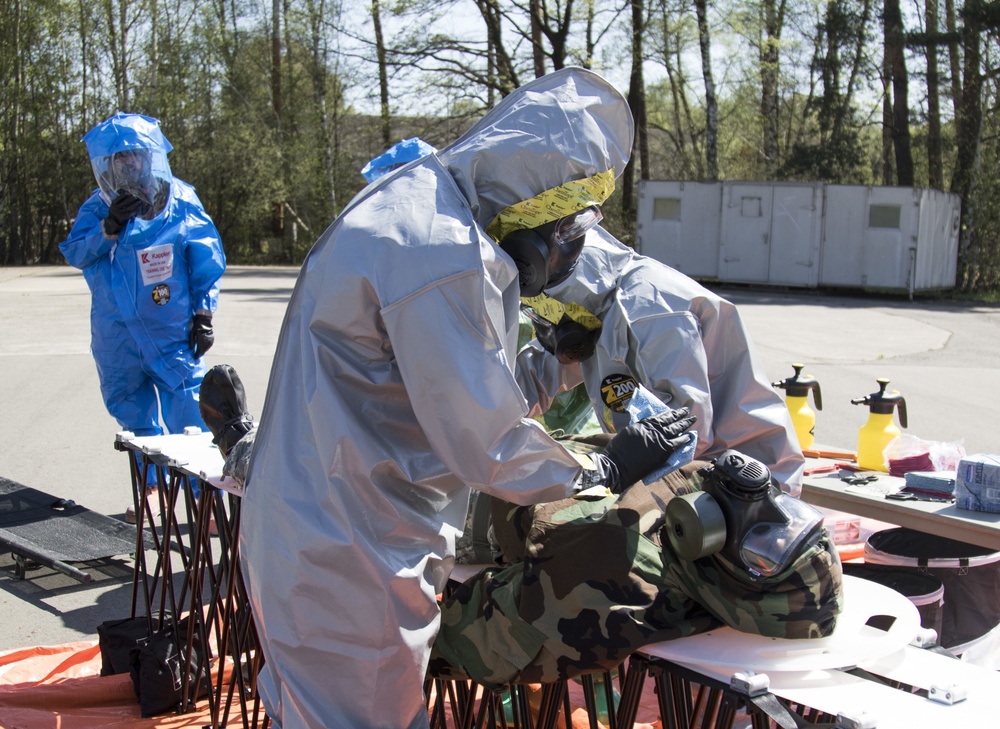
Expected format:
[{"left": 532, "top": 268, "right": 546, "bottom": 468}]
[{"left": 1, "top": 475, "right": 143, "bottom": 581}]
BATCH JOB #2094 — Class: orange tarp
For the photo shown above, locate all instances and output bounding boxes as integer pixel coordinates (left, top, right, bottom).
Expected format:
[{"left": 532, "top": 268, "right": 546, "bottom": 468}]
[
  {"left": 0, "top": 641, "right": 222, "bottom": 728},
  {"left": 0, "top": 640, "right": 681, "bottom": 729}
]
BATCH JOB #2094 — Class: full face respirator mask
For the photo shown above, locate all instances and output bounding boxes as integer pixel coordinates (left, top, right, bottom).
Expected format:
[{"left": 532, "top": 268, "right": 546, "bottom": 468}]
[
  {"left": 521, "top": 302, "right": 600, "bottom": 364},
  {"left": 500, "top": 206, "right": 603, "bottom": 297},
  {"left": 664, "top": 450, "right": 824, "bottom": 579},
  {"left": 521, "top": 295, "right": 602, "bottom": 364}
]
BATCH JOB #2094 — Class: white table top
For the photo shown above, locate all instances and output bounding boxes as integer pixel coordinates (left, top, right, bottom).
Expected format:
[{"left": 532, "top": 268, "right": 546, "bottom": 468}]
[
  {"left": 116, "top": 430, "right": 229, "bottom": 487},
  {"left": 800, "top": 459, "right": 1000, "bottom": 551}
]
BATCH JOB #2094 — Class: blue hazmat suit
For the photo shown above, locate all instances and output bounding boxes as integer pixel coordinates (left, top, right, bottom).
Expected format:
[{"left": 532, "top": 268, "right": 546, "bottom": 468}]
[{"left": 60, "top": 112, "right": 226, "bottom": 436}]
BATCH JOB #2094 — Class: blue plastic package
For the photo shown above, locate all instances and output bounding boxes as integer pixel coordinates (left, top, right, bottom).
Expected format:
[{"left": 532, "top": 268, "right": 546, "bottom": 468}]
[{"left": 626, "top": 385, "right": 698, "bottom": 484}]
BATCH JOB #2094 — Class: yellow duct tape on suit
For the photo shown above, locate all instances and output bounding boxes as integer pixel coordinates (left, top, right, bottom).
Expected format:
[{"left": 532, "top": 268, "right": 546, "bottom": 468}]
[{"left": 485, "top": 169, "right": 616, "bottom": 243}]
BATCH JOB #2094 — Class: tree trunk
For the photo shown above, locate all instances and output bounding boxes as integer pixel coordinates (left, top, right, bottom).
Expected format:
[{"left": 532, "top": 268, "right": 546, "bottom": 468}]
[
  {"left": 925, "top": 0, "right": 942, "bottom": 189},
  {"left": 839, "top": 0, "right": 872, "bottom": 138},
  {"left": 149, "top": 0, "right": 159, "bottom": 113},
  {"left": 105, "top": 0, "right": 130, "bottom": 109},
  {"left": 884, "top": 0, "right": 913, "bottom": 186},
  {"left": 951, "top": 1, "right": 983, "bottom": 289},
  {"left": 623, "top": 0, "right": 646, "bottom": 226},
  {"left": 0, "top": 0, "right": 24, "bottom": 262},
  {"left": 694, "top": 0, "right": 717, "bottom": 181},
  {"left": 272, "top": 0, "right": 282, "bottom": 117},
  {"left": 583, "top": 0, "right": 596, "bottom": 68},
  {"left": 944, "top": 0, "right": 962, "bottom": 111},
  {"left": 307, "top": 0, "right": 336, "bottom": 213},
  {"left": 476, "top": 0, "right": 518, "bottom": 97},
  {"left": 881, "top": 36, "right": 893, "bottom": 184},
  {"left": 760, "top": 0, "right": 783, "bottom": 177},
  {"left": 371, "top": 0, "right": 391, "bottom": 146},
  {"left": 530, "top": 0, "right": 545, "bottom": 77}
]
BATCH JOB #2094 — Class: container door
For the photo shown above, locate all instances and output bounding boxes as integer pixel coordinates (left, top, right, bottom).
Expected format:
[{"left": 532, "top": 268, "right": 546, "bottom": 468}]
[
  {"left": 862, "top": 187, "right": 916, "bottom": 289},
  {"left": 913, "top": 189, "right": 960, "bottom": 290},
  {"left": 820, "top": 185, "right": 868, "bottom": 286},
  {"left": 767, "top": 184, "right": 822, "bottom": 286},
  {"left": 719, "top": 183, "right": 773, "bottom": 283},
  {"left": 637, "top": 181, "right": 721, "bottom": 278}
]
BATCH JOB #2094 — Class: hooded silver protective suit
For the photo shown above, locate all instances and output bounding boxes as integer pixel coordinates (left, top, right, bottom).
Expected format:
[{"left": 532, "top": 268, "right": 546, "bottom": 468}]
[
  {"left": 239, "top": 68, "right": 633, "bottom": 729},
  {"left": 517, "top": 227, "right": 805, "bottom": 494}
]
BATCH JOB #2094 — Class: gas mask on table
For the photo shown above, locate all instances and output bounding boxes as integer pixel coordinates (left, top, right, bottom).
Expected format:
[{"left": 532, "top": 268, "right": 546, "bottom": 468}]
[{"left": 665, "top": 450, "right": 824, "bottom": 579}]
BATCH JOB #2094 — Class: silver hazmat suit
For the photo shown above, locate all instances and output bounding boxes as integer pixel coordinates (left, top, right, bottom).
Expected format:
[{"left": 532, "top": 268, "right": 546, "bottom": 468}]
[
  {"left": 239, "top": 68, "right": 634, "bottom": 729},
  {"left": 517, "top": 227, "right": 805, "bottom": 495}
]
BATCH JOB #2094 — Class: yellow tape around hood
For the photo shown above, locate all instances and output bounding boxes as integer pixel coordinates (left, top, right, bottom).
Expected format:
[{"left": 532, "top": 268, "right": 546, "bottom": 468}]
[
  {"left": 485, "top": 169, "right": 615, "bottom": 243},
  {"left": 522, "top": 294, "right": 602, "bottom": 331}
]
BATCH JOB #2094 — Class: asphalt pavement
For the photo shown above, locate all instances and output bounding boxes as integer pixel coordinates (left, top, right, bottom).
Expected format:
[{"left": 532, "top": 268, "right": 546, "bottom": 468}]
[{"left": 1, "top": 264, "right": 998, "bottom": 652}]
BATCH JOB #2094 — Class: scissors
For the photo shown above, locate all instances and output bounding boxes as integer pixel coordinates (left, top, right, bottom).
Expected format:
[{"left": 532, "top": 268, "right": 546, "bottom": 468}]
[{"left": 885, "top": 491, "right": 954, "bottom": 503}]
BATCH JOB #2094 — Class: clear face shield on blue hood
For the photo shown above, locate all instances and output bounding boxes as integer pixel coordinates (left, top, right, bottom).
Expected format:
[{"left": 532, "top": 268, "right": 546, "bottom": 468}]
[{"left": 91, "top": 147, "right": 172, "bottom": 217}]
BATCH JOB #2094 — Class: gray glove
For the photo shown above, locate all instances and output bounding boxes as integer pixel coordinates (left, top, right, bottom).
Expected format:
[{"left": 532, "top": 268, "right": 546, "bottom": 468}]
[{"left": 590, "top": 407, "right": 696, "bottom": 493}]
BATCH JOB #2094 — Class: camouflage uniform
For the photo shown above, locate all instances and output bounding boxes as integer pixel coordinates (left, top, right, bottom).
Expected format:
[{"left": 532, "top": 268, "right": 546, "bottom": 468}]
[{"left": 429, "top": 448, "right": 842, "bottom": 689}]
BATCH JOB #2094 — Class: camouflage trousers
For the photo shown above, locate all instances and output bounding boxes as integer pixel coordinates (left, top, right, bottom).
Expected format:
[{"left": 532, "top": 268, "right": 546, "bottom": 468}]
[{"left": 429, "top": 450, "right": 842, "bottom": 690}]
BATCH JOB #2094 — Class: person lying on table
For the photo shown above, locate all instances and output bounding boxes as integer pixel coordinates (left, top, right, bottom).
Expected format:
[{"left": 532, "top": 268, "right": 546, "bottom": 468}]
[
  {"left": 428, "top": 440, "right": 843, "bottom": 689},
  {"left": 197, "top": 365, "right": 841, "bottom": 694}
]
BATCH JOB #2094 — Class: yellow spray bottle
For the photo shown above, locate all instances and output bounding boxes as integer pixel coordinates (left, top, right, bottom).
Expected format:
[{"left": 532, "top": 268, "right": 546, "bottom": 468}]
[
  {"left": 850, "top": 378, "right": 908, "bottom": 472},
  {"left": 772, "top": 363, "right": 822, "bottom": 450}
]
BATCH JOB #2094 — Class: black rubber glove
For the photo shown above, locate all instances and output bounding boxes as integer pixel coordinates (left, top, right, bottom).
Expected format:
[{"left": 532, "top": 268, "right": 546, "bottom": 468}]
[
  {"left": 102, "top": 192, "right": 144, "bottom": 237},
  {"left": 592, "top": 407, "right": 696, "bottom": 492},
  {"left": 199, "top": 364, "right": 253, "bottom": 457},
  {"left": 190, "top": 312, "right": 215, "bottom": 359}
]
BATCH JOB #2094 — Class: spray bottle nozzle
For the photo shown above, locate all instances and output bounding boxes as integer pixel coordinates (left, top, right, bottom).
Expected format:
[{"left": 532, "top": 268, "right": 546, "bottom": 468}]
[
  {"left": 851, "top": 378, "right": 907, "bottom": 428},
  {"left": 772, "top": 363, "right": 822, "bottom": 409}
]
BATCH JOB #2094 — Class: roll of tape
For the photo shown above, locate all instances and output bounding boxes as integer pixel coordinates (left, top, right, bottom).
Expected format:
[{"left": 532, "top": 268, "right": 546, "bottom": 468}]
[{"left": 664, "top": 492, "right": 727, "bottom": 560}]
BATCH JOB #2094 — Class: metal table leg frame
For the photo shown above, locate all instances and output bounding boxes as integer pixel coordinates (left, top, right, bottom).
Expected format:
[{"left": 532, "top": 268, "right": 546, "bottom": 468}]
[
  {"left": 533, "top": 681, "right": 569, "bottom": 729},
  {"left": 214, "top": 496, "right": 267, "bottom": 729},
  {"left": 618, "top": 654, "right": 823, "bottom": 729},
  {"left": 578, "top": 671, "right": 621, "bottom": 729},
  {"left": 178, "top": 476, "right": 224, "bottom": 720},
  {"left": 121, "top": 447, "right": 169, "bottom": 623}
]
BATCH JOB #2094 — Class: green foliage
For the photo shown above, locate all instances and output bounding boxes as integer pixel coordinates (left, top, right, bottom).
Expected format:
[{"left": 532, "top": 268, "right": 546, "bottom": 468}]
[
  {"left": 958, "top": 117, "right": 1000, "bottom": 293},
  {"left": 778, "top": 128, "right": 868, "bottom": 183},
  {"left": 2, "top": 0, "right": 999, "bottom": 294}
]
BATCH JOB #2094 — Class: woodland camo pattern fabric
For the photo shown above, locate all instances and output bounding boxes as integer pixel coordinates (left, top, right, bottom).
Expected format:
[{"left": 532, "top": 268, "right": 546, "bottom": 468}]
[{"left": 430, "top": 443, "right": 842, "bottom": 689}]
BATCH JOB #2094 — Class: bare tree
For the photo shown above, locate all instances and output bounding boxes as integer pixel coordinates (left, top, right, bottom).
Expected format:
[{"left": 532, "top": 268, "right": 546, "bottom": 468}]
[
  {"left": 760, "top": 0, "right": 785, "bottom": 177},
  {"left": 883, "top": 0, "right": 913, "bottom": 185},
  {"left": 371, "top": 0, "right": 391, "bottom": 146},
  {"left": 104, "top": 0, "right": 143, "bottom": 109},
  {"left": 273, "top": 0, "right": 282, "bottom": 117},
  {"left": 622, "top": 0, "right": 647, "bottom": 223},
  {"left": 307, "top": 0, "right": 341, "bottom": 212},
  {"left": 693, "top": 0, "right": 717, "bottom": 180},
  {"left": 925, "top": 0, "right": 943, "bottom": 189},
  {"left": 951, "top": 0, "right": 985, "bottom": 288}
]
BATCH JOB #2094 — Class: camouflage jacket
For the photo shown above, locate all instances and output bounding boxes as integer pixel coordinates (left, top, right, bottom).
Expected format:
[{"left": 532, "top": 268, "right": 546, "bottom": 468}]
[{"left": 429, "top": 458, "right": 843, "bottom": 689}]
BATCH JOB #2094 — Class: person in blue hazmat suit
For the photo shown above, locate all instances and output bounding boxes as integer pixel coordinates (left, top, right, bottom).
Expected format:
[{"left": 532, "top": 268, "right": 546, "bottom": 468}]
[
  {"left": 517, "top": 226, "right": 805, "bottom": 495},
  {"left": 239, "top": 68, "right": 697, "bottom": 729},
  {"left": 60, "top": 112, "right": 226, "bottom": 516}
]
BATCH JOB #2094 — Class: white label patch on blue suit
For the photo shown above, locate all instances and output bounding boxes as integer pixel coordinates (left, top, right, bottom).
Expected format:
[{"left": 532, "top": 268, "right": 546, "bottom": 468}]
[{"left": 138, "top": 243, "right": 174, "bottom": 286}]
